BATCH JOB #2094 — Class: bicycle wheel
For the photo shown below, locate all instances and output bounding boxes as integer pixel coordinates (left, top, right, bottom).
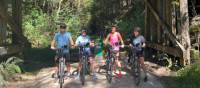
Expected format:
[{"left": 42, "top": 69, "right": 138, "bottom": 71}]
[
  {"left": 134, "top": 58, "right": 141, "bottom": 86},
  {"left": 59, "top": 58, "right": 65, "bottom": 88},
  {"left": 106, "top": 57, "right": 113, "bottom": 83},
  {"left": 80, "top": 57, "right": 86, "bottom": 85}
]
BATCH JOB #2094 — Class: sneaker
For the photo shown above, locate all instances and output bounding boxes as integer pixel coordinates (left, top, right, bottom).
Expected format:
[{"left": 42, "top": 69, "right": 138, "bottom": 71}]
[
  {"left": 117, "top": 73, "right": 123, "bottom": 78},
  {"left": 64, "top": 71, "right": 71, "bottom": 77},
  {"left": 114, "top": 72, "right": 122, "bottom": 78},
  {"left": 75, "top": 74, "right": 80, "bottom": 80},
  {"left": 144, "top": 76, "right": 148, "bottom": 82},
  {"left": 92, "top": 74, "right": 98, "bottom": 81},
  {"left": 52, "top": 73, "right": 58, "bottom": 78}
]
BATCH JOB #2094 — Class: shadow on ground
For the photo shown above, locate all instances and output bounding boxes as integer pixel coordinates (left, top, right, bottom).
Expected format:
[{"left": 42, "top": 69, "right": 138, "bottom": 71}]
[{"left": 21, "top": 48, "right": 55, "bottom": 73}]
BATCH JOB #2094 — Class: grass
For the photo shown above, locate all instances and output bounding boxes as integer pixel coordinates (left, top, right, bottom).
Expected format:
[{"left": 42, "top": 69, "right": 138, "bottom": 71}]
[{"left": 162, "top": 58, "right": 200, "bottom": 88}]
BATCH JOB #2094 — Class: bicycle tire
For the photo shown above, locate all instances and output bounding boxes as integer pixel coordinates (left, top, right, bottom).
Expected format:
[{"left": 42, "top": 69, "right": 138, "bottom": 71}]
[
  {"left": 106, "top": 57, "right": 113, "bottom": 83},
  {"left": 80, "top": 57, "right": 86, "bottom": 85},
  {"left": 134, "top": 57, "right": 141, "bottom": 86},
  {"left": 59, "top": 58, "right": 65, "bottom": 88}
]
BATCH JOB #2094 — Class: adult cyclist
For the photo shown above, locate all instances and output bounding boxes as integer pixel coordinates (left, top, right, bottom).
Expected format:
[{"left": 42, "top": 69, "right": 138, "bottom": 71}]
[
  {"left": 51, "top": 24, "right": 75, "bottom": 77},
  {"left": 104, "top": 25, "right": 124, "bottom": 78},
  {"left": 75, "top": 29, "right": 98, "bottom": 80},
  {"left": 129, "top": 27, "right": 148, "bottom": 82}
]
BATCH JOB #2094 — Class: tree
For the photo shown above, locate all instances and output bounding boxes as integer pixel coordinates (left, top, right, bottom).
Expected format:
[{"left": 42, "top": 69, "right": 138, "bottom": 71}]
[{"left": 179, "top": 0, "right": 191, "bottom": 65}]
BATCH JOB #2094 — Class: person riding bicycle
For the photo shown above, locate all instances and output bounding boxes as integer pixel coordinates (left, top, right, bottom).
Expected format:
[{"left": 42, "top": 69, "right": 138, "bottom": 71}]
[
  {"left": 129, "top": 27, "right": 148, "bottom": 82},
  {"left": 51, "top": 23, "right": 75, "bottom": 77},
  {"left": 104, "top": 25, "right": 124, "bottom": 78},
  {"left": 75, "top": 29, "right": 98, "bottom": 80}
]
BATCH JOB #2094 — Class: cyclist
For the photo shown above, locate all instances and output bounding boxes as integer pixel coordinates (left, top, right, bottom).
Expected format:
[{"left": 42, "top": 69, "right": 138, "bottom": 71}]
[
  {"left": 129, "top": 27, "right": 148, "bottom": 82},
  {"left": 104, "top": 25, "right": 124, "bottom": 78},
  {"left": 75, "top": 29, "right": 98, "bottom": 80},
  {"left": 51, "top": 23, "right": 75, "bottom": 77}
]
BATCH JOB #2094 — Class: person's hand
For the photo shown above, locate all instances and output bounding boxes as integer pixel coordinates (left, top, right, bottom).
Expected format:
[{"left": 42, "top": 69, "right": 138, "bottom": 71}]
[
  {"left": 121, "top": 44, "right": 125, "bottom": 48},
  {"left": 71, "top": 45, "right": 75, "bottom": 49},
  {"left": 90, "top": 42, "right": 95, "bottom": 47},
  {"left": 51, "top": 46, "right": 56, "bottom": 50}
]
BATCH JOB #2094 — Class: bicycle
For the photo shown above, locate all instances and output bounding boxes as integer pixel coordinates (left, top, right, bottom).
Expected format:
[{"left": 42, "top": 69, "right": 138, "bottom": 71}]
[
  {"left": 78, "top": 43, "right": 91, "bottom": 85},
  {"left": 53, "top": 45, "right": 69, "bottom": 88},
  {"left": 105, "top": 43, "right": 120, "bottom": 83},
  {"left": 127, "top": 44, "right": 142, "bottom": 86}
]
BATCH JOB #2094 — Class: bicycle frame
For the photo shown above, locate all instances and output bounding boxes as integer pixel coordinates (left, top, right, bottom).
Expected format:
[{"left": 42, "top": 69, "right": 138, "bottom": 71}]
[
  {"left": 79, "top": 43, "right": 90, "bottom": 85},
  {"left": 56, "top": 45, "right": 68, "bottom": 88},
  {"left": 128, "top": 45, "right": 141, "bottom": 86},
  {"left": 105, "top": 45, "right": 118, "bottom": 83}
]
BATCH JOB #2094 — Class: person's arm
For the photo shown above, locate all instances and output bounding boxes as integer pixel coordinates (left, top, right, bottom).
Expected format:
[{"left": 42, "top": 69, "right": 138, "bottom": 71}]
[
  {"left": 104, "top": 34, "right": 110, "bottom": 45},
  {"left": 75, "top": 36, "right": 80, "bottom": 47},
  {"left": 70, "top": 37, "right": 75, "bottom": 48},
  {"left": 68, "top": 33, "right": 75, "bottom": 48},
  {"left": 141, "top": 36, "right": 146, "bottom": 48},
  {"left": 118, "top": 32, "right": 124, "bottom": 45},
  {"left": 51, "top": 33, "right": 57, "bottom": 50}
]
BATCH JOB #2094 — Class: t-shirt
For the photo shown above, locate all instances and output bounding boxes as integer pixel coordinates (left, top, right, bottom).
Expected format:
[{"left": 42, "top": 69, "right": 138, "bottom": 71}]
[
  {"left": 75, "top": 35, "right": 91, "bottom": 46},
  {"left": 54, "top": 32, "right": 71, "bottom": 53},
  {"left": 131, "top": 35, "right": 145, "bottom": 51},
  {"left": 132, "top": 35, "right": 145, "bottom": 46}
]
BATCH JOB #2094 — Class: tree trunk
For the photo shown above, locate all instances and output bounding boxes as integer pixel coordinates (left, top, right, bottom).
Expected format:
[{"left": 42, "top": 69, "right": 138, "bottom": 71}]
[
  {"left": 179, "top": 0, "right": 191, "bottom": 65},
  {"left": 0, "top": 0, "right": 31, "bottom": 47},
  {"left": 12, "top": 0, "right": 22, "bottom": 44}
]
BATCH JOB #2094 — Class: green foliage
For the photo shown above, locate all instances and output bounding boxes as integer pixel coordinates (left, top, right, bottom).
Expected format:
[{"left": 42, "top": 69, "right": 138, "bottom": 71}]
[
  {"left": 163, "top": 59, "right": 200, "bottom": 88},
  {"left": 0, "top": 57, "right": 23, "bottom": 87},
  {"left": 23, "top": 8, "right": 53, "bottom": 47},
  {"left": 175, "top": 60, "right": 200, "bottom": 88},
  {"left": 22, "top": 0, "right": 94, "bottom": 47},
  {"left": 190, "top": 16, "right": 200, "bottom": 32},
  {"left": 191, "top": 48, "right": 200, "bottom": 61},
  {"left": 116, "top": 0, "right": 145, "bottom": 38},
  {"left": 0, "top": 74, "right": 4, "bottom": 88}
]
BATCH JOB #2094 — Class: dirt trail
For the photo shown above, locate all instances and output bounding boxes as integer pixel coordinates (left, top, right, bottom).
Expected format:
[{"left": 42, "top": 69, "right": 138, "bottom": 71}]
[{"left": 4, "top": 62, "right": 167, "bottom": 88}]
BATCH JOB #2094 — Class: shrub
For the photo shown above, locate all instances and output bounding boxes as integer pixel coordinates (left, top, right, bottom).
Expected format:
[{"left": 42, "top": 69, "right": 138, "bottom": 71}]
[{"left": 0, "top": 57, "right": 23, "bottom": 87}]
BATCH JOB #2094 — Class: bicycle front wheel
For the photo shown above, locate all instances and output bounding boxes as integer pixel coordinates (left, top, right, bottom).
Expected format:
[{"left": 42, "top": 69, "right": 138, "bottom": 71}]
[
  {"left": 106, "top": 58, "right": 113, "bottom": 83},
  {"left": 134, "top": 58, "right": 141, "bottom": 86},
  {"left": 80, "top": 58, "right": 86, "bottom": 85},
  {"left": 59, "top": 58, "right": 65, "bottom": 88}
]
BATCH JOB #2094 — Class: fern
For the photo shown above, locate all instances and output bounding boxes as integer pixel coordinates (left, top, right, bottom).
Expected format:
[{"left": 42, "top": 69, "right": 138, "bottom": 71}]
[{"left": 0, "top": 56, "right": 23, "bottom": 84}]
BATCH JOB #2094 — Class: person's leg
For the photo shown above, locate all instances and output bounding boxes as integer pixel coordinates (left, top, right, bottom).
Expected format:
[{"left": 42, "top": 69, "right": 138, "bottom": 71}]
[
  {"left": 52, "top": 55, "right": 59, "bottom": 78},
  {"left": 139, "top": 56, "right": 148, "bottom": 81},
  {"left": 54, "top": 56, "right": 59, "bottom": 74},
  {"left": 87, "top": 47, "right": 98, "bottom": 80},
  {"left": 139, "top": 57, "right": 146, "bottom": 74},
  {"left": 115, "top": 52, "right": 122, "bottom": 78},
  {"left": 64, "top": 53, "right": 71, "bottom": 76}
]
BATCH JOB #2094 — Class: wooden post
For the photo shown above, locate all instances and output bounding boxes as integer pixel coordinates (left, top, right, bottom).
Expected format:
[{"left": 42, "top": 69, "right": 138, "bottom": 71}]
[
  {"left": 179, "top": 0, "right": 191, "bottom": 65},
  {"left": 144, "top": 3, "right": 147, "bottom": 38}
]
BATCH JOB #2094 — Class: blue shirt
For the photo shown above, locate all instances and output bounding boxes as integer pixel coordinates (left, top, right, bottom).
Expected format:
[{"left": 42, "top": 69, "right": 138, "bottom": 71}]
[
  {"left": 75, "top": 35, "right": 91, "bottom": 46},
  {"left": 54, "top": 32, "right": 71, "bottom": 52}
]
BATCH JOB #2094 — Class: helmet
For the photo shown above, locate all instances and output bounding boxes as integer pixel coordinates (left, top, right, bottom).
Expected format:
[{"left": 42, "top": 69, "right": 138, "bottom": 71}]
[
  {"left": 81, "top": 29, "right": 87, "bottom": 33},
  {"left": 133, "top": 27, "right": 141, "bottom": 33},
  {"left": 60, "top": 23, "right": 67, "bottom": 29}
]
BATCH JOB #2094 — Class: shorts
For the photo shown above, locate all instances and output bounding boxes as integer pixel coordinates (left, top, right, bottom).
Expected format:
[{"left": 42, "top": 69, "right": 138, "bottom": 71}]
[
  {"left": 136, "top": 49, "right": 144, "bottom": 57},
  {"left": 55, "top": 51, "right": 71, "bottom": 63},
  {"left": 128, "top": 48, "right": 144, "bottom": 58}
]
